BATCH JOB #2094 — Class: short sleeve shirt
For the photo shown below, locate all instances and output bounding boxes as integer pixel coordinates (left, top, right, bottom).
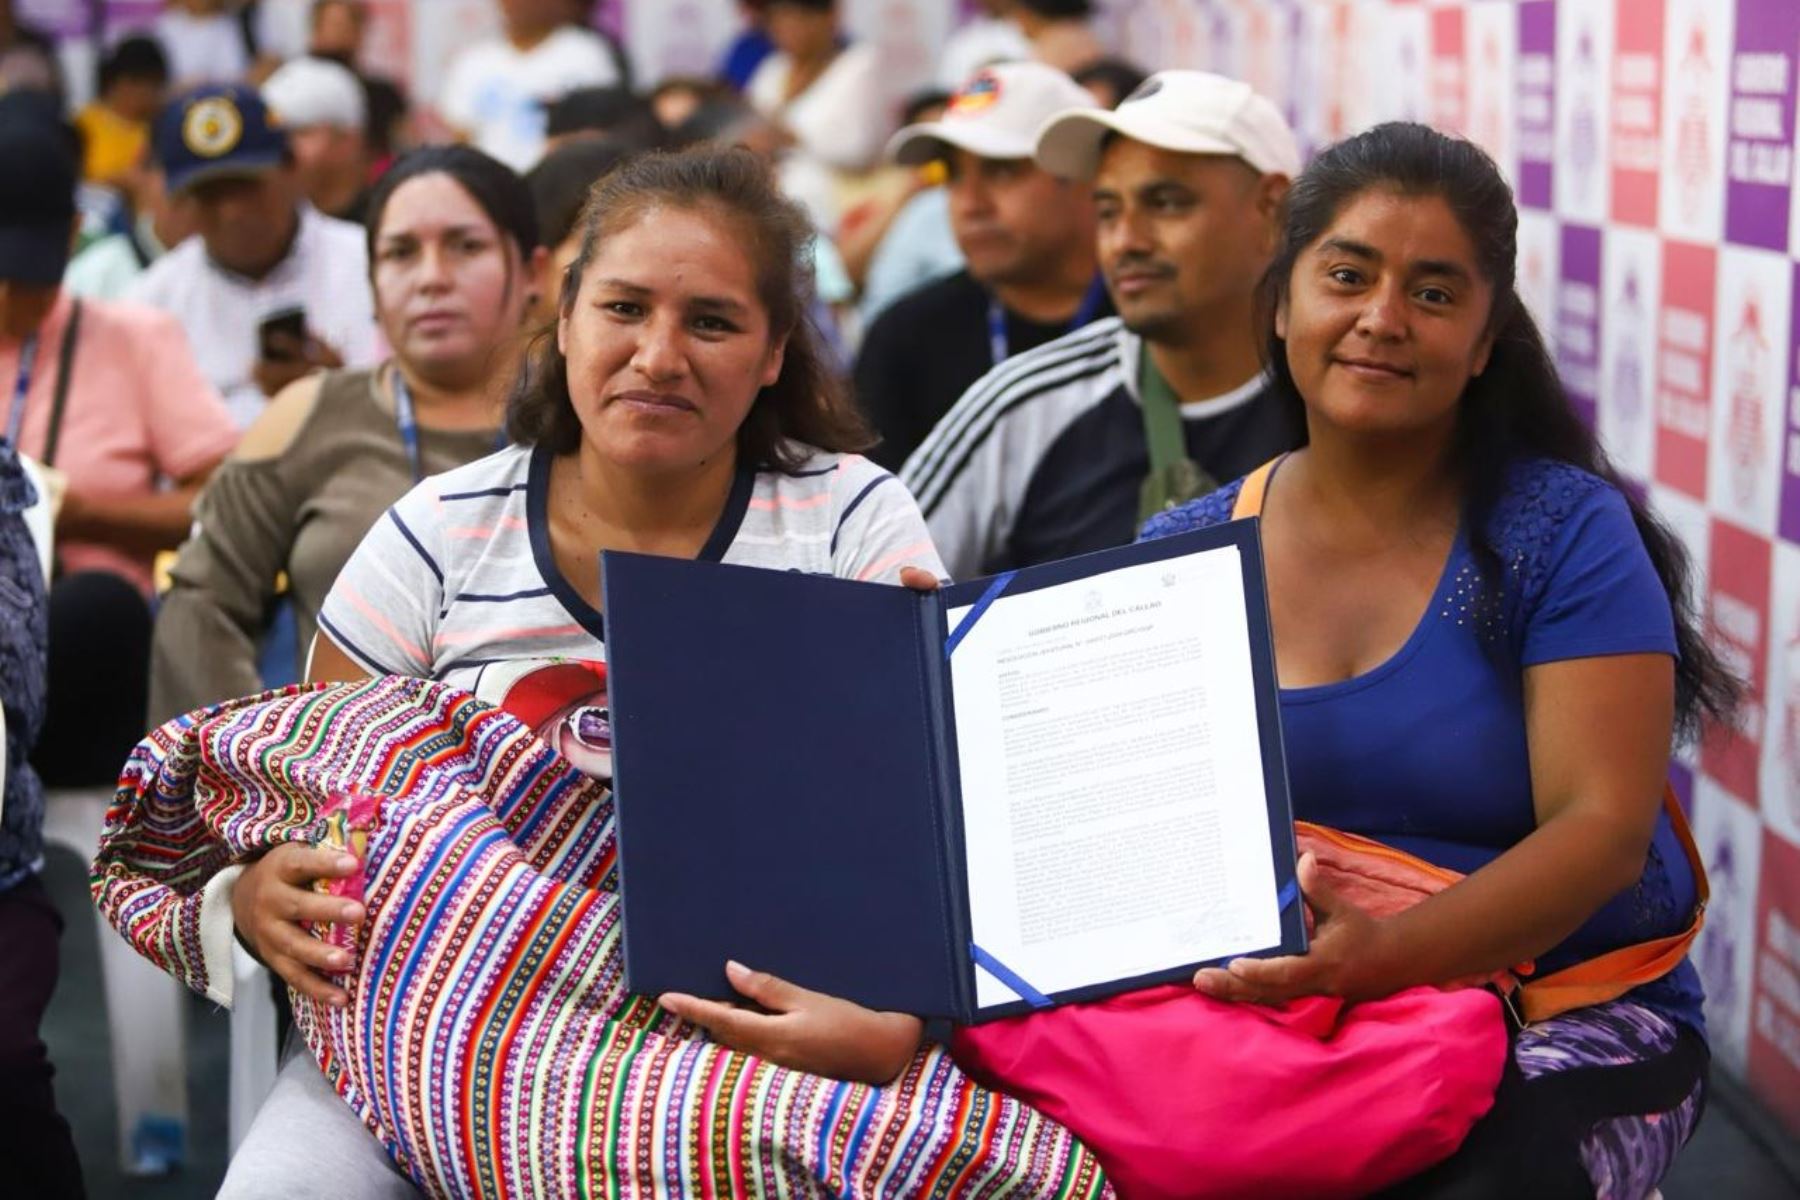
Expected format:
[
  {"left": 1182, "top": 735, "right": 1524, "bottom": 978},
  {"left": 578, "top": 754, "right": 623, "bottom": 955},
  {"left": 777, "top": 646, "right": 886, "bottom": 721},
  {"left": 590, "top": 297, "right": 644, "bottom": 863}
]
[
  {"left": 318, "top": 443, "right": 944, "bottom": 782},
  {"left": 0, "top": 293, "right": 239, "bottom": 593},
  {"left": 1141, "top": 457, "right": 1706, "bottom": 1033},
  {"left": 440, "top": 29, "right": 620, "bottom": 172}
]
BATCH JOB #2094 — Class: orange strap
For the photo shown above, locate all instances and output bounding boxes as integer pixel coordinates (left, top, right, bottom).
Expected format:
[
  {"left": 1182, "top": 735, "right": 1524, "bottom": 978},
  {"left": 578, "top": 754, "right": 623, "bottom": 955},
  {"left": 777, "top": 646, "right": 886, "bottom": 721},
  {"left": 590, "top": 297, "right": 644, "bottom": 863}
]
[{"left": 1231, "top": 457, "right": 1707, "bottom": 1023}]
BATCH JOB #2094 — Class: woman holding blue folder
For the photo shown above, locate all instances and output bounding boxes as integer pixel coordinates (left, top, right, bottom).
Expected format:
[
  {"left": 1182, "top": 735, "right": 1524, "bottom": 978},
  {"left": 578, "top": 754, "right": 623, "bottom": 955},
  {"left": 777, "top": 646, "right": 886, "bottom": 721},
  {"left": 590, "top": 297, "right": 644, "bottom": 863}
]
[
  {"left": 204, "top": 147, "right": 1108, "bottom": 1199},
  {"left": 1131, "top": 122, "right": 1729, "bottom": 1197}
]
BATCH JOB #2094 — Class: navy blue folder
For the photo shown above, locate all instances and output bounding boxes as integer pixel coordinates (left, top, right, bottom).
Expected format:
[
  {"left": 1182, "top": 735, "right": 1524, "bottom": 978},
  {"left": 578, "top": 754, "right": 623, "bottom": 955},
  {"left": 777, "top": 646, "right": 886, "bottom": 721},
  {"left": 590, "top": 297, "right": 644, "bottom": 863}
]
[{"left": 601, "top": 519, "right": 1305, "bottom": 1022}]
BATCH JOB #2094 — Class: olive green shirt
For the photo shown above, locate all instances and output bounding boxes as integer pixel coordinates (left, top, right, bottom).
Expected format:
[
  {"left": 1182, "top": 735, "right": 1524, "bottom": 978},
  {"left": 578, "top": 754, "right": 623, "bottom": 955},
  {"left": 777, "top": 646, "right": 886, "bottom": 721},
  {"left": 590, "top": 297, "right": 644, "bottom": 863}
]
[{"left": 150, "top": 367, "right": 499, "bottom": 723}]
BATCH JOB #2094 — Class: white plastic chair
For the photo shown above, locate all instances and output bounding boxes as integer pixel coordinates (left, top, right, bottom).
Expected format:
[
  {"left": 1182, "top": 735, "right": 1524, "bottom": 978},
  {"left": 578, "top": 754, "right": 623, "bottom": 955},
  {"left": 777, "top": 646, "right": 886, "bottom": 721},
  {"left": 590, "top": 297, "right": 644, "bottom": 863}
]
[
  {"left": 20, "top": 454, "right": 192, "bottom": 1173},
  {"left": 227, "top": 946, "right": 280, "bottom": 1153}
]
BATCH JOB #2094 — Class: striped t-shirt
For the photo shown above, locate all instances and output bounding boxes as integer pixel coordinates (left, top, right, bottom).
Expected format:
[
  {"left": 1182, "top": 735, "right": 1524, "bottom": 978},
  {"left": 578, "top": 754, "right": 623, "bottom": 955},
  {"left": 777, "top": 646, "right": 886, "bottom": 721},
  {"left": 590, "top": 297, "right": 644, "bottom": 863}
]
[{"left": 316, "top": 442, "right": 942, "bottom": 780}]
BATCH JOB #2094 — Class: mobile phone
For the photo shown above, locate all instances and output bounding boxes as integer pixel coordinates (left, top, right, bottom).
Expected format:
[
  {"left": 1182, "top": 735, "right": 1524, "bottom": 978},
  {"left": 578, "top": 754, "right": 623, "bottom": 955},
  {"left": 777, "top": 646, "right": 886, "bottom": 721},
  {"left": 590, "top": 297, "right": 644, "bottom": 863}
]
[{"left": 257, "top": 306, "right": 310, "bottom": 362}]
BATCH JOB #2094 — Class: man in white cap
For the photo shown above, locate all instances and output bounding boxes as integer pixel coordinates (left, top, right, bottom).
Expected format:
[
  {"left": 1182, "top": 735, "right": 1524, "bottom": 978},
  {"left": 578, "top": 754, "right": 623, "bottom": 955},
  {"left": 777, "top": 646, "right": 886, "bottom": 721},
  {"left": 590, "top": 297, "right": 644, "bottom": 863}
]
[
  {"left": 262, "top": 55, "right": 372, "bottom": 222},
  {"left": 855, "top": 62, "right": 1107, "bottom": 470},
  {"left": 903, "top": 69, "right": 1304, "bottom": 580}
]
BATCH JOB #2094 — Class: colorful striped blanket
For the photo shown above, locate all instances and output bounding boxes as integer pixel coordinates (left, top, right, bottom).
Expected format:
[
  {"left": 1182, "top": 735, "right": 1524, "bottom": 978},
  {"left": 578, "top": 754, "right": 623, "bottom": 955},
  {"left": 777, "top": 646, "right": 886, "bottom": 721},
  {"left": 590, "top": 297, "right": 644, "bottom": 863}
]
[{"left": 93, "top": 677, "right": 1110, "bottom": 1199}]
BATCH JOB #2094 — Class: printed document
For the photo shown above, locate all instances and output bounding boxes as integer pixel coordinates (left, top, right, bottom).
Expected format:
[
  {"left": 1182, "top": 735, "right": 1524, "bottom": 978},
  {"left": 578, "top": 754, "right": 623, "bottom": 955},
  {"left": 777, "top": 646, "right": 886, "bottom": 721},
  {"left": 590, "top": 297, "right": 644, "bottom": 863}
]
[{"left": 947, "top": 546, "right": 1282, "bottom": 1008}]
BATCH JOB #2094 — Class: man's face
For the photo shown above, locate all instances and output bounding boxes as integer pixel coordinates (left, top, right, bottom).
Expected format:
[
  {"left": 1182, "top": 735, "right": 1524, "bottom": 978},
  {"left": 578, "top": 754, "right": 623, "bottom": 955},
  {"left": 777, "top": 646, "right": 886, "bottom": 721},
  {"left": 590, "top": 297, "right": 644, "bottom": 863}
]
[
  {"left": 1092, "top": 139, "right": 1284, "bottom": 343},
  {"left": 288, "top": 124, "right": 364, "bottom": 193},
  {"left": 944, "top": 148, "right": 1095, "bottom": 289},
  {"left": 188, "top": 169, "right": 298, "bottom": 277}
]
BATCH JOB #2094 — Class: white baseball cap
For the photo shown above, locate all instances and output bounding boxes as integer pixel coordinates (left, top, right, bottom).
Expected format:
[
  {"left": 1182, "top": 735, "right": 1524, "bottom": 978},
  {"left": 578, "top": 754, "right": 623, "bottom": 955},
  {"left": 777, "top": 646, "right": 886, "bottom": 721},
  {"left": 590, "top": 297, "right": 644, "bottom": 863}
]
[
  {"left": 1035, "top": 69, "right": 1301, "bottom": 181},
  {"left": 886, "top": 62, "right": 1094, "bottom": 170},
  {"left": 262, "top": 55, "right": 366, "bottom": 132}
]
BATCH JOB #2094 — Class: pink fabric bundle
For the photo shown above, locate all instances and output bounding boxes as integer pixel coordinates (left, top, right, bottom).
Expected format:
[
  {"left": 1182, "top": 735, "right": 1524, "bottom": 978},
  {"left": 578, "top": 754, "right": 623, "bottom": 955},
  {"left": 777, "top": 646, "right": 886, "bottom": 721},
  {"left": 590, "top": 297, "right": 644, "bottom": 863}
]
[{"left": 951, "top": 824, "right": 1511, "bottom": 1200}]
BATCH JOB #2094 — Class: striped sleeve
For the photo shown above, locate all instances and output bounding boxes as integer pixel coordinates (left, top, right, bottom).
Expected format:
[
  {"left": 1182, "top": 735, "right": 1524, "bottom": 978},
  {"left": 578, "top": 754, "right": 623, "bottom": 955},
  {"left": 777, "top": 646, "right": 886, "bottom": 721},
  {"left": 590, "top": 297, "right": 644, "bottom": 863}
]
[
  {"left": 900, "top": 320, "right": 1123, "bottom": 581},
  {"left": 829, "top": 456, "right": 947, "bottom": 584},
  {"left": 315, "top": 484, "right": 444, "bottom": 677}
]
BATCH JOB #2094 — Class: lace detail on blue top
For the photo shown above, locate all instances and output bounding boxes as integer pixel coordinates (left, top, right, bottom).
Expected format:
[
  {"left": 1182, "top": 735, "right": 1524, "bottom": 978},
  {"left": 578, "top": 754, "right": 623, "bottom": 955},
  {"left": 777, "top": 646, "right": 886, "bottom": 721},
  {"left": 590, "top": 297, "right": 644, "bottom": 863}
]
[
  {"left": 1139, "top": 477, "right": 1243, "bottom": 542},
  {"left": 1481, "top": 459, "right": 1610, "bottom": 610}
]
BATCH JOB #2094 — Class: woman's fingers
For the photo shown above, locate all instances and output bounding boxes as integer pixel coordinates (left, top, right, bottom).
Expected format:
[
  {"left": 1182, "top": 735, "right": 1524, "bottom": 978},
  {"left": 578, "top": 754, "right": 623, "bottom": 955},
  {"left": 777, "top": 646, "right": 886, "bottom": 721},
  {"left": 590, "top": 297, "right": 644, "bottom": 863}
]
[
  {"left": 269, "top": 842, "right": 361, "bottom": 885},
  {"left": 1192, "top": 955, "right": 1313, "bottom": 1005},
  {"left": 273, "top": 950, "right": 351, "bottom": 1008},
  {"left": 266, "top": 914, "right": 354, "bottom": 972},
  {"left": 724, "top": 960, "right": 808, "bottom": 1011},
  {"left": 658, "top": 992, "right": 787, "bottom": 1059},
  {"left": 269, "top": 882, "right": 363, "bottom": 928},
  {"left": 898, "top": 566, "right": 942, "bottom": 592}
]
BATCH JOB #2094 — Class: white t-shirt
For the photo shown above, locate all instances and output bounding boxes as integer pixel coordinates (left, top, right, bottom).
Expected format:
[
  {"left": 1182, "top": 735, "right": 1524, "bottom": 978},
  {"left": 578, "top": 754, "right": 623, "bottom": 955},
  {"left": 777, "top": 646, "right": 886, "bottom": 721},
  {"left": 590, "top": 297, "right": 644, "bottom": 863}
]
[
  {"left": 154, "top": 12, "right": 250, "bottom": 85},
  {"left": 440, "top": 27, "right": 621, "bottom": 171},
  {"left": 316, "top": 443, "right": 944, "bottom": 782},
  {"left": 746, "top": 43, "right": 887, "bottom": 232},
  {"left": 126, "top": 205, "right": 379, "bottom": 429}
]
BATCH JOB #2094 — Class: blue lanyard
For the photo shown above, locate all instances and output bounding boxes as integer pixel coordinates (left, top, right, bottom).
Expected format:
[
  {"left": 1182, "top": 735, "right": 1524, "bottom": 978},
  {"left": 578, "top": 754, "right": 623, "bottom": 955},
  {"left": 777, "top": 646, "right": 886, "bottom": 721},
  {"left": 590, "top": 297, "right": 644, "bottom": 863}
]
[
  {"left": 4, "top": 335, "right": 38, "bottom": 449},
  {"left": 392, "top": 368, "right": 509, "bottom": 482},
  {"left": 393, "top": 368, "right": 423, "bottom": 483},
  {"left": 985, "top": 275, "right": 1108, "bottom": 366}
]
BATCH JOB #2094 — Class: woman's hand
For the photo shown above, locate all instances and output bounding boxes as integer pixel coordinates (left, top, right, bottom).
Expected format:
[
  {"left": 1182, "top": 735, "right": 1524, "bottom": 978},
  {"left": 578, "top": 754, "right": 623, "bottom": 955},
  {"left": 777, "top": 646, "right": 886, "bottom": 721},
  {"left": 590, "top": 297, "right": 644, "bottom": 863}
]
[
  {"left": 1193, "top": 853, "right": 1401, "bottom": 1006},
  {"left": 898, "top": 566, "right": 941, "bottom": 592},
  {"left": 231, "top": 843, "right": 366, "bottom": 1008},
  {"left": 659, "top": 962, "right": 924, "bottom": 1085}
]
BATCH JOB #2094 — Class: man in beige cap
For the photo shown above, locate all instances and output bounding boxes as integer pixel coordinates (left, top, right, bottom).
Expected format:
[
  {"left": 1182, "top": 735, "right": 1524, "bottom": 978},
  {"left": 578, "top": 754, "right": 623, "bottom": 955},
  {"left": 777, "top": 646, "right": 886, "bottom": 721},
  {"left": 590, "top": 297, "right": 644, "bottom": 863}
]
[
  {"left": 854, "top": 61, "right": 1108, "bottom": 470},
  {"left": 904, "top": 69, "right": 1303, "bottom": 581}
]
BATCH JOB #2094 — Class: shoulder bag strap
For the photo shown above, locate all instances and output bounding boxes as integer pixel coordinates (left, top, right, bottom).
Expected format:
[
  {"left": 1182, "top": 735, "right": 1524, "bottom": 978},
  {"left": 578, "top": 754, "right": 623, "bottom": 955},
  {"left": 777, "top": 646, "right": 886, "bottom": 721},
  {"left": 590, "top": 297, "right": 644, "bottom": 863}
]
[
  {"left": 41, "top": 299, "right": 81, "bottom": 470},
  {"left": 1230, "top": 452, "right": 1707, "bottom": 1023},
  {"left": 1137, "top": 353, "right": 1216, "bottom": 523},
  {"left": 1230, "top": 458, "right": 1281, "bottom": 522}
]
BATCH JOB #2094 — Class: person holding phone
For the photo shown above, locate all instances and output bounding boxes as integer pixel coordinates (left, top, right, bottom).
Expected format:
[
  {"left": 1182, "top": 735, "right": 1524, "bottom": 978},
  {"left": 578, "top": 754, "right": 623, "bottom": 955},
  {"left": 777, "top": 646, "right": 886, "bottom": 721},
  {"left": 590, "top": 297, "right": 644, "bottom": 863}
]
[
  {"left": 151, "top": 145, "right": 544, "bottom": 728},
  {"left": 127, "top": 83, "right": 378, "bottom": 428}
]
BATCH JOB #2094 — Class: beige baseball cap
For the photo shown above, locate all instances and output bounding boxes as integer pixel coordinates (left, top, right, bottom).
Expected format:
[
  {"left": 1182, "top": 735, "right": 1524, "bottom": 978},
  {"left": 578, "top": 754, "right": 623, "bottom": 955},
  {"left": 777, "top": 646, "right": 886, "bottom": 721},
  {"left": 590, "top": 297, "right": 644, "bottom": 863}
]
[
  {"left": 1035, "top": 69, "right": 1301, "bottom": 181},
  {"left": 887, "top": 61, "right": 1095, "bottom": 170}
]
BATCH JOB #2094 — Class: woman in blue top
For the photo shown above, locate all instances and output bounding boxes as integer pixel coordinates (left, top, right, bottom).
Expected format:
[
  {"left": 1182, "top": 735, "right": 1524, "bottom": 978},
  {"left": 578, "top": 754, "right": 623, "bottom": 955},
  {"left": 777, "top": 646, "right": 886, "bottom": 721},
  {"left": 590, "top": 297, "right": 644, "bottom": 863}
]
[{"left": 1143, "top": 123, "right": 1736, "bottom": 1198}]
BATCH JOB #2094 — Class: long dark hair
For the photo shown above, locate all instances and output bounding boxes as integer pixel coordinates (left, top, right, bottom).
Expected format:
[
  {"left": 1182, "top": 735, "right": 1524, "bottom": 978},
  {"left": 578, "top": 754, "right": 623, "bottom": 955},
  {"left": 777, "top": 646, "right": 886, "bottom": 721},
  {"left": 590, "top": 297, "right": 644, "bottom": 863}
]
[
  {"left": 506, "top": 144, "right": 870, "bottom": 472},
  {"left": 1259, "top": 122, "right": 1737, "bottom": 737}
]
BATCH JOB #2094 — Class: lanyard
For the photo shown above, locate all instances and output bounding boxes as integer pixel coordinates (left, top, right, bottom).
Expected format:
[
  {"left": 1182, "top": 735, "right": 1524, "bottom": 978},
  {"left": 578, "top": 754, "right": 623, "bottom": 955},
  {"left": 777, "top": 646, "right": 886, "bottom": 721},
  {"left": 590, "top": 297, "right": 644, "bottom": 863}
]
[
  {"left": 4, "top": 335, "right": 38, "bottom": 449},
  {"left": 392, "top": 368, "right": 509, "bottom": 483},
  {"left": 393, "top": 368, "right": 424, "bottom": 483},
  {"left": 985, "top": 275, "right": 1108, "bottom": 366}
]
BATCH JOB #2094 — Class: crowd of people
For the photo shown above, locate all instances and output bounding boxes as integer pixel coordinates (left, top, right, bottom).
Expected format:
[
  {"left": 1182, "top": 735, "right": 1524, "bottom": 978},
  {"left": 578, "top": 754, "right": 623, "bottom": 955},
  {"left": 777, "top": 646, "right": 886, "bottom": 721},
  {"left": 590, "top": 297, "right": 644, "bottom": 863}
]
[{"left": 0, "top": 2, "right": 1728, "bottom": 1198}]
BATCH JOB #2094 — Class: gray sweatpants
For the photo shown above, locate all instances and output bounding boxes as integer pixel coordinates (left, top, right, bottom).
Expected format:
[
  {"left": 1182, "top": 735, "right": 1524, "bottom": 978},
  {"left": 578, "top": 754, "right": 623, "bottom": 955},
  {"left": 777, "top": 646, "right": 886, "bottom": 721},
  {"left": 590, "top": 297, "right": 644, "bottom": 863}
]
[{"left": 215, "top": 1043, "right": 420, "bottom": 1199}]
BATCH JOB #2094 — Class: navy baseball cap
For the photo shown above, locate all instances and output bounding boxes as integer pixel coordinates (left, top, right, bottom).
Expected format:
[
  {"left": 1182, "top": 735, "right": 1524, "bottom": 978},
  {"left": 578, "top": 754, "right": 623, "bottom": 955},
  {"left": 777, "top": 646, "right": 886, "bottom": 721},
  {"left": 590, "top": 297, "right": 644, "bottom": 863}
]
[
  {"left": 154, "top": 83, "right": 289, "bottom": 194},
  {"left": 0, "top": 93, "right": 78, "bottom": 284}
]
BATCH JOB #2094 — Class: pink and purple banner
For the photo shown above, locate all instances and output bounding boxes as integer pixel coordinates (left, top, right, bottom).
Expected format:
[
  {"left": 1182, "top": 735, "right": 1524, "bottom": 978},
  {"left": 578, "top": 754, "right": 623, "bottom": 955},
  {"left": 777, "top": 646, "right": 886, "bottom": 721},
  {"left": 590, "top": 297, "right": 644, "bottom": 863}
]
[
  {"left": 1557, "top": 224, "right": 1604, "bottom": 428},
  {"left": 1517, "top": 1, "right": 1558, "bottom": 209},
  {"left": 1724, "top": 0, "right": 1799, "bottom": 249}
]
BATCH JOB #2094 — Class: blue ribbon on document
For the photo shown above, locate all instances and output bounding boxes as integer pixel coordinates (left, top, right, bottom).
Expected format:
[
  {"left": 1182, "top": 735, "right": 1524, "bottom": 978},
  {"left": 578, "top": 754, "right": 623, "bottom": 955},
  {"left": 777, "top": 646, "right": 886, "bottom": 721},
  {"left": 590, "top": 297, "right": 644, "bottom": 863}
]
[
  {"left": 943, "top": 570, "right": 1017, "bottom": 660},
  {"left": 971, "top": 942, "right": 1054, "bottom": 1009},
  {"left": 1277, "top": 876, "right": 1300, "bottom": 913}
]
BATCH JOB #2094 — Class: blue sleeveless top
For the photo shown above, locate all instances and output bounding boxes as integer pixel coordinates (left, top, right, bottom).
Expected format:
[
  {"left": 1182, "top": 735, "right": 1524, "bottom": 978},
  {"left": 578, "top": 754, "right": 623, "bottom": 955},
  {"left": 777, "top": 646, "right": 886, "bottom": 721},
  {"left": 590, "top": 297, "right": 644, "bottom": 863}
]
[{"left": 1141, "top": 458, "right": 1705, "bottom": 1035}]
